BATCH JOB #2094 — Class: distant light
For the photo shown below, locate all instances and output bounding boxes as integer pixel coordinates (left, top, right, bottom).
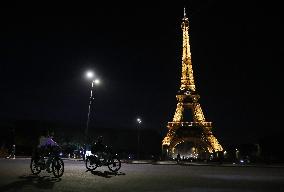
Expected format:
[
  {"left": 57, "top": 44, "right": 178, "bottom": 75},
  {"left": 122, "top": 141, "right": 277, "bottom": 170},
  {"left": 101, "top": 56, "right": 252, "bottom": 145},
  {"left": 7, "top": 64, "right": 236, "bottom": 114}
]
[
  {"left": 85, "top": 150, "right": 93, "bottom": 157},
  {"left": 137, "top": 118, "right": 142, "bottom": 124},
  {"left": 86, "top": 71, "right": 94, "bottom": 79},
  {"left": 94, "top": 79, "right": 100, "bottom": 85}
]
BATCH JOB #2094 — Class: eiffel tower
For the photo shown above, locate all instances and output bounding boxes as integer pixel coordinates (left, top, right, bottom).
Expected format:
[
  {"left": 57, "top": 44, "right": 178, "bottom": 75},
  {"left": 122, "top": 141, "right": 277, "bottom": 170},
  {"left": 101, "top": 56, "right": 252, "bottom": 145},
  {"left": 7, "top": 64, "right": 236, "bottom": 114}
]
[{"left": 162, "top": 9, "right": 223, "bottom": 159}]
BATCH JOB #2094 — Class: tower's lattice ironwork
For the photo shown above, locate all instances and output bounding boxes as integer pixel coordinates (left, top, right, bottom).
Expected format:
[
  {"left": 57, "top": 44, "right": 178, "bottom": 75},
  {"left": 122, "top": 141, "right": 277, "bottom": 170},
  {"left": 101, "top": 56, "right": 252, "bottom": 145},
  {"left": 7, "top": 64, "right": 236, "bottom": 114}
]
[{"left": 162, "top": 9, "right": 223, "bottom": 159}]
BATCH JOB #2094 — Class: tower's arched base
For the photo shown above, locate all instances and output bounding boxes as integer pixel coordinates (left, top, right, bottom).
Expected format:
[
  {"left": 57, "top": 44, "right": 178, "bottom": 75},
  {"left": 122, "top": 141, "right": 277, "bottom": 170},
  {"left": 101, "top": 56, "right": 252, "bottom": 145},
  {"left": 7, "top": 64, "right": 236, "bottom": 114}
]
[{"left": 162, "top": 124, "right": 223, "bottom": 161}]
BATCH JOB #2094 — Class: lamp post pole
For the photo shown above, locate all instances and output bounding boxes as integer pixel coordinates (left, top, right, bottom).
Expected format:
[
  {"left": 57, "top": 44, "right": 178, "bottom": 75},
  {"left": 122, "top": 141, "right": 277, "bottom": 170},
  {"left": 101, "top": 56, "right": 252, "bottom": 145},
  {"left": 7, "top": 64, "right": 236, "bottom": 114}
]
[
  {"left": 84, "top": 71, "right": 100, "bottom": 144},
  {"left": 137, "top": 118, "right": 142, "bottom": 160},
  {"left": 85, "top": 80, "right": 94, "bottom": 141}
]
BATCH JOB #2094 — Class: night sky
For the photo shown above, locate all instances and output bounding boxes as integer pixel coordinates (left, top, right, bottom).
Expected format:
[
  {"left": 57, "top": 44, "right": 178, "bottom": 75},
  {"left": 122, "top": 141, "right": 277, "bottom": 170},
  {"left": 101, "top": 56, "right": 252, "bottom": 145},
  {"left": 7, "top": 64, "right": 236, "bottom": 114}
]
[{"left": 0, "top": 1, "right": 282, "bottom": 145}]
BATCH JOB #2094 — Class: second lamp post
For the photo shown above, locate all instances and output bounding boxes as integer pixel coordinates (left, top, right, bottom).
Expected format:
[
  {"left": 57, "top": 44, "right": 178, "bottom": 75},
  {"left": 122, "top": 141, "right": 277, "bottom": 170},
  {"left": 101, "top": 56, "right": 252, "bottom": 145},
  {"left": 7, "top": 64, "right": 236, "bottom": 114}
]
[
  {"left": 137, "top": 118, "right": 142, "bottom": 160},
  {"left": 85, "top": 71, "right": 100, "bottom": 142}
]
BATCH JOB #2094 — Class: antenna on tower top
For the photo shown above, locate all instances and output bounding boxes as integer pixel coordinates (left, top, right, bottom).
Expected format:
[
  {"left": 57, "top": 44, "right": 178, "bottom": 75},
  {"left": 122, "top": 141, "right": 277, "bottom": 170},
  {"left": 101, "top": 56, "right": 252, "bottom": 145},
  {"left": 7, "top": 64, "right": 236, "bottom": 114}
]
[{"left": 184, "top": 7, "right": 186, "bottom": 17}]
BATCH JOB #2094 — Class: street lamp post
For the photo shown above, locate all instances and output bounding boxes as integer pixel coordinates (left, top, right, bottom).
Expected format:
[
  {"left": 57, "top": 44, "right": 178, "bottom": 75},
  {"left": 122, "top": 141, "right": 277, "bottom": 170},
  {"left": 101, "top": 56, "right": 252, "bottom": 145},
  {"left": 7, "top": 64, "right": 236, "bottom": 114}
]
[
  {"left": 85, "top": 71, "right": 100, "bottom": 143},
  {"left": 137, "top": 118, "right": 142, "bottom": 160}
]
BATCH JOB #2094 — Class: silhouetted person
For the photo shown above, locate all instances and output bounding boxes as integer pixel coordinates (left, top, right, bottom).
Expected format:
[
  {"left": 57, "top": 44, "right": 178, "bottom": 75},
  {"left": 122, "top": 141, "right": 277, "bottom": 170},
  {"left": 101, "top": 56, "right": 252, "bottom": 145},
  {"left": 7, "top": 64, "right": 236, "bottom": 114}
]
[
  {"left": 91, "top": 136, "right": 105, "bottom": 152},
  {"left": 7, "top": 144, "right": 16, "bottom": 159},
  {"left": 219, "top": 152, "right": 224, "bottom": 164},
  {"left": 176, "top": 153, "right": 181, "bottom": 163},
  {"left": 34, "top": 132, "right": 59, "bottom": 172},
  {"left": 91, "top": 136, "right": 106, "bottom": 160},
  {"left": 81, "top": 145, "right": 86, "bottom": 161}
]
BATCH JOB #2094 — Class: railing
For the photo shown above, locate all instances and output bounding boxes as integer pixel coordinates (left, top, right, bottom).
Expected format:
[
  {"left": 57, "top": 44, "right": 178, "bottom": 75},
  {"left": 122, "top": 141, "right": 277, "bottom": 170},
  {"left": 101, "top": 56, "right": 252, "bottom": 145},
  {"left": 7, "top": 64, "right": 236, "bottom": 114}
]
[{"left": 167, "top": 121, "right": 212, "bottom": 127}]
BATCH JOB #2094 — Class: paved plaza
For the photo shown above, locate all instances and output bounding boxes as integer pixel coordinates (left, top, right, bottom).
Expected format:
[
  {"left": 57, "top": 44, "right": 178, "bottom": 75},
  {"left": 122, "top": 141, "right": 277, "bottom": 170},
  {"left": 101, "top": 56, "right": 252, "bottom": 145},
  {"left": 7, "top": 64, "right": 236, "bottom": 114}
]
[{"left": 0, "top": 158, "right": 284, "bottom": 192}]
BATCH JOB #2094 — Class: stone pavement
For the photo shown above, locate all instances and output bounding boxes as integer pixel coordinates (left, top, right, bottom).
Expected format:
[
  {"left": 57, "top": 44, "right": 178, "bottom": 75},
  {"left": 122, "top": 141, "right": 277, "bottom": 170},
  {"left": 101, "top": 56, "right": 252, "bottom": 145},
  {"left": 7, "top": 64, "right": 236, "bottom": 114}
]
[{"left": 3, "top": 156, "right": 284, "bottom": 168}]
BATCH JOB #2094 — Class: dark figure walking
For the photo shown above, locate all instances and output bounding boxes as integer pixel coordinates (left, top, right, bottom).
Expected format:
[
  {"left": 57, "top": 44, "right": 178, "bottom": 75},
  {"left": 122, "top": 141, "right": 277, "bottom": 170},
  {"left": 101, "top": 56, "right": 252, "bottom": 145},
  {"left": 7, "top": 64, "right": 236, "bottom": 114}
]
[
  {"left": 176, "top": 153, "right": 181, "bottom": 164},
  {"left": 81, "top": 144, "right": 86, "bottom": 161},
  {"left": 7, "top": 144, "right": 15, "bottom": 159}
]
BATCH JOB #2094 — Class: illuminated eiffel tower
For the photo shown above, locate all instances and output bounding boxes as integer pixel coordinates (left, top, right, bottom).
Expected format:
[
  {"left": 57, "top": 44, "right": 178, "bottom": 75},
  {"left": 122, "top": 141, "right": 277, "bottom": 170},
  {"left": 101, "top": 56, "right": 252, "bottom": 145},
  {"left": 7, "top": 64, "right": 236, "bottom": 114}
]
[{"left": 162, "top": 9, "right": 223, "bottom": 159}]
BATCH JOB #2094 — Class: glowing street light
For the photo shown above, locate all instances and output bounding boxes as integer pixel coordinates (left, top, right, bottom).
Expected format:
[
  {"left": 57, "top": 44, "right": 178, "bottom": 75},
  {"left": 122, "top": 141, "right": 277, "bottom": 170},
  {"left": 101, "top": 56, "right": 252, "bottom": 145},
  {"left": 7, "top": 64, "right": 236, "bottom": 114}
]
[
  {"left": 94, "top": 79, "right": 100, "bottom": 85},
  {"left": 86, "top": 71, "right": 94, "bottom": 79},
  {"left": 137, "top": 117, "right": 142, "bottom": 160},
  {"left": 85, "top": 70, "right": 100, "bottom": 142}
]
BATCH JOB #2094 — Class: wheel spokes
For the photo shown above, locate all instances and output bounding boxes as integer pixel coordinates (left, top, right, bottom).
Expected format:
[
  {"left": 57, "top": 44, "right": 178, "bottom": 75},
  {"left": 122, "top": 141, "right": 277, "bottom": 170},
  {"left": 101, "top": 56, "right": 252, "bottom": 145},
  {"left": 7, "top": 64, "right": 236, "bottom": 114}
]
[
  {"left": 52, "top": 159, "right": 64, "bottom": 177},
  {"left": 108, "top": 158, "right": 121, "bottom": 172}
]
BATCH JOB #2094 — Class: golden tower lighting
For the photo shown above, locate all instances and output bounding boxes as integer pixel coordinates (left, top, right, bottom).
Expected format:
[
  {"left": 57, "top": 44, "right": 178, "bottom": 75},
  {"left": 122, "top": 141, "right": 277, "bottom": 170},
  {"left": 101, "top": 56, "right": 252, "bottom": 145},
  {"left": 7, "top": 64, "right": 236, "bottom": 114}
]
[{"left": 162, "top": 8, "right": 223, "bottom": 159}]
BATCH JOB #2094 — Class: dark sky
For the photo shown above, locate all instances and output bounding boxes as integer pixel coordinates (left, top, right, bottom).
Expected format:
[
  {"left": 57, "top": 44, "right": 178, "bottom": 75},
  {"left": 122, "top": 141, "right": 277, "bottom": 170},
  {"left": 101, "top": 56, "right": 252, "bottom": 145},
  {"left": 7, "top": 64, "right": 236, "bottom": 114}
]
[{"left": 0, "top": 1, "right": 282, "bottom": 145}]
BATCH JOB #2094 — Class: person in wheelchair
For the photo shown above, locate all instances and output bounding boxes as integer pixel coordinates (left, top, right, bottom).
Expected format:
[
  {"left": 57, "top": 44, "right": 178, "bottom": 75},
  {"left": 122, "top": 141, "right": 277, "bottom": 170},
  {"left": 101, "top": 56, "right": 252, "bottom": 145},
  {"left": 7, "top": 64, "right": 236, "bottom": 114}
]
[{"left": 36, "top": 132, "right": 60, "bottom": 172}]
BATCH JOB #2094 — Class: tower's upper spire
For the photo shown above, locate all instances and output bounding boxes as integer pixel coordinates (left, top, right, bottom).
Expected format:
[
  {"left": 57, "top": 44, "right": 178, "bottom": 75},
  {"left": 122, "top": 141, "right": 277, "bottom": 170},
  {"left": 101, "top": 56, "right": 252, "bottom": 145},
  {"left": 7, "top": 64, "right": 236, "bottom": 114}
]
[
  {"left": 184, "top": 7, "right": 186, "bottom": 17},
  {"left": 180, "top": 8, "right": 196, "bottom": 92}
]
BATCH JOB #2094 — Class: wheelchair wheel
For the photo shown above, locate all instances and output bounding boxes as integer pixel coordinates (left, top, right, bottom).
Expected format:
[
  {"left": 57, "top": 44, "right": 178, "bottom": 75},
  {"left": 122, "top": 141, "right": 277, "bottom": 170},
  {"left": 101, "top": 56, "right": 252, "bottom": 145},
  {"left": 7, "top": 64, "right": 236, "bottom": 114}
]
[
  {"left": 30, "top": 158, "right": 41, "bottom": 175},
  {"left": 52, "top": 157, "right": 64, "bottom": 178}
]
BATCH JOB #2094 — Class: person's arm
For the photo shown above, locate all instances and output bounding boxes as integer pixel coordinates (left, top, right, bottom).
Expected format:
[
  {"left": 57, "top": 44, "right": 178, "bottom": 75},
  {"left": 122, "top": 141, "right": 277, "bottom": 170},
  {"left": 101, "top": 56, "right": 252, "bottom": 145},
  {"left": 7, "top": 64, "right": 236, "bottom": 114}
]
[{"left": 50, "top": 139, "right": 59, "bottom": 147}]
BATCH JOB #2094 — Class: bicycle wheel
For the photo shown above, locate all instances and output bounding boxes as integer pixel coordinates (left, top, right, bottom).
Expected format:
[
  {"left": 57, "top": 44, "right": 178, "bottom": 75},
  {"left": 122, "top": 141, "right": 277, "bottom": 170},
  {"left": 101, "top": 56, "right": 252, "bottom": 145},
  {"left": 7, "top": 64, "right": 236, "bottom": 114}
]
[
  {"left": 30, "top": 158, "right": 41, "bottom": 175},
  {"left": 107, "top": 157, "right": 121, "bottom": 172},
  {"left": 85, "top": 156, "right": 98, "bottom": 171},
  {"left": 52, "top": 157, "right": 64, "bottom": 178}
]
